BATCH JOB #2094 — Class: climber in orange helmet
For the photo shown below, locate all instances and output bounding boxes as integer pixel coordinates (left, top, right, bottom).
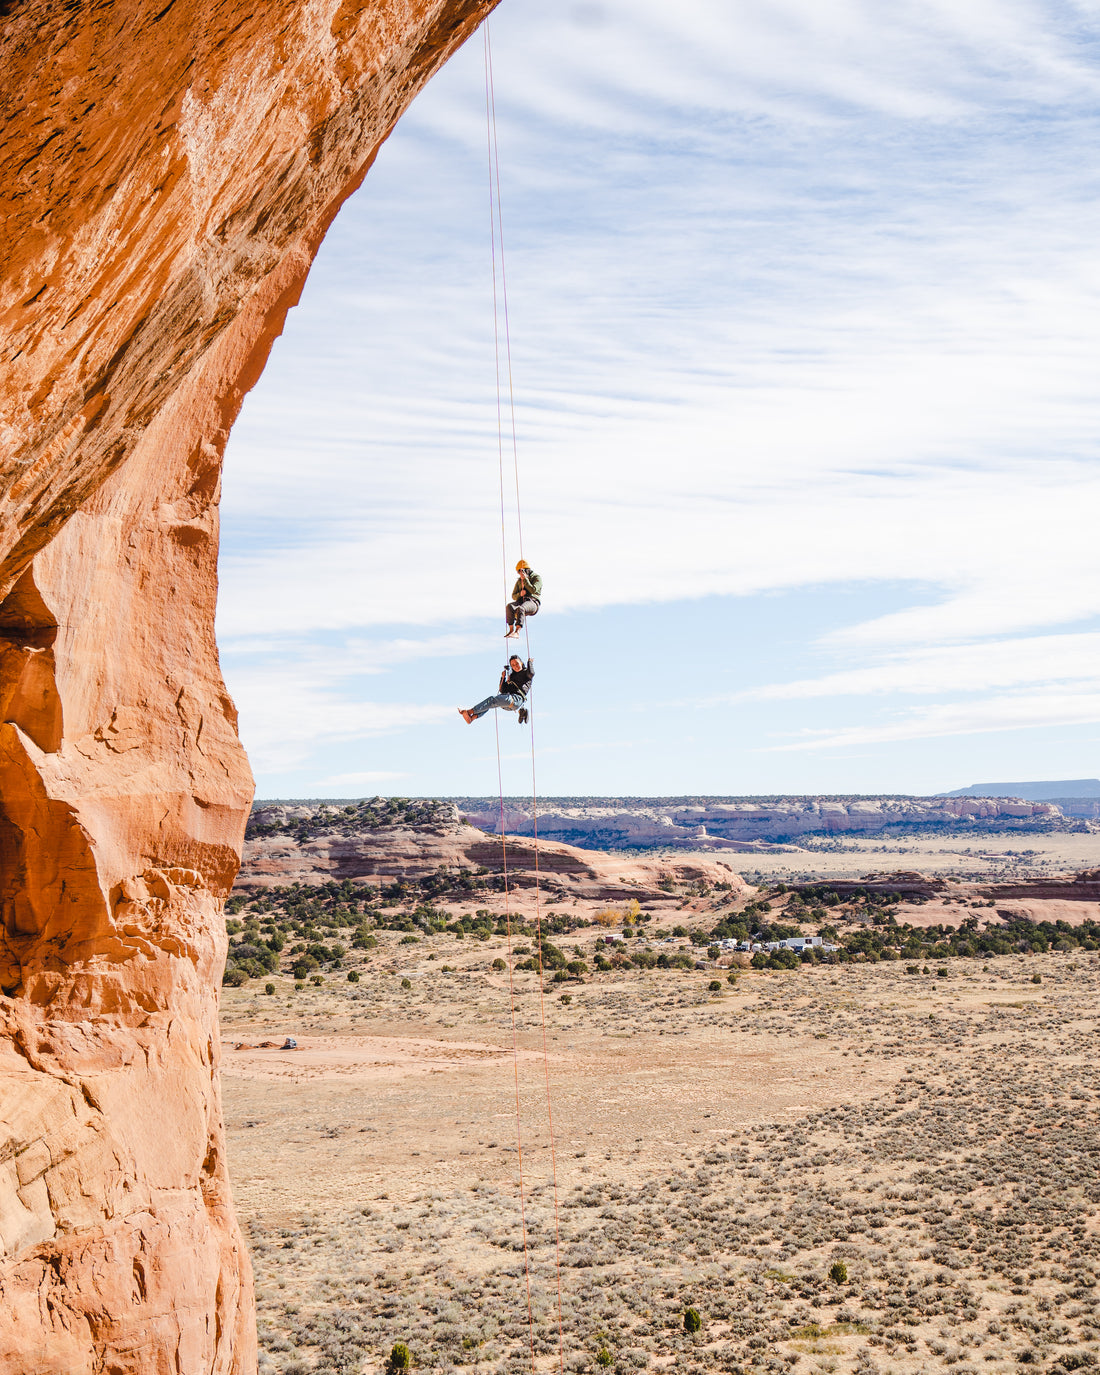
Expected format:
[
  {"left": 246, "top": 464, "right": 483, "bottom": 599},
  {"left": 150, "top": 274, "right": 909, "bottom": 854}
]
[{"left": 504, "top": 559, "right": 542, "bottom": 639}]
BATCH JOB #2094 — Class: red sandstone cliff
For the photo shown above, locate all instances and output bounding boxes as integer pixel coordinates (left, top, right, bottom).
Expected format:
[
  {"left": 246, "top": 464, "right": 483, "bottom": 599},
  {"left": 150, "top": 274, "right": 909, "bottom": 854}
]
[{"left": 0, "top": 3, "right": 495, "bottom": 1371}]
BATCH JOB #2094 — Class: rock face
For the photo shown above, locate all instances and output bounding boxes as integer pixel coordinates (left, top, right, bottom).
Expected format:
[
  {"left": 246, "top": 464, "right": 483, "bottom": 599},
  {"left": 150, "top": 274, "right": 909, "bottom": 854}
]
[
  {"left": 457, "top": 795, "right": 1066, "bottom": 849},
  {"left": 240, "top": 801, "right": 751, "bottom": 902},
  {"left": 0, "top": 3, "right": 494, "bottom": 1371}
]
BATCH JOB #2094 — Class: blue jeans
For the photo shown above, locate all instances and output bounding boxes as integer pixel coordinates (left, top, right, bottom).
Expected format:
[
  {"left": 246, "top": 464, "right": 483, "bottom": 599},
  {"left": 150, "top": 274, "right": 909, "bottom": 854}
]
[{"left": 470, "top": 693, "right": 521, "bottom": 720}]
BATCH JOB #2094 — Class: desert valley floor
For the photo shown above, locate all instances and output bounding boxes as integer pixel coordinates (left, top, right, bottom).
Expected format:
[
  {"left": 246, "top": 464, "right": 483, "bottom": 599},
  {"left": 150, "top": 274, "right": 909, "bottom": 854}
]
[{"left": 221, "top": 833, "right": 1100, "bottom": 1375}]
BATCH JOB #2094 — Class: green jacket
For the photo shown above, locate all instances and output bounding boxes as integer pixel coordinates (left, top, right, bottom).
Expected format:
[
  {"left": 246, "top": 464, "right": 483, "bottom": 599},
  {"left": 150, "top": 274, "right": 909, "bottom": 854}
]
[{"left": 512, "top": 569, "right": 542, "bottom": 603}]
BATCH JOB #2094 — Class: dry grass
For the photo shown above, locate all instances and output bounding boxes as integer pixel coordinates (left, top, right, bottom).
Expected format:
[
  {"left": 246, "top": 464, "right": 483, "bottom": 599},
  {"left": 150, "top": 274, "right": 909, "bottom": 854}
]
[{"left": 222, "top": 926, "right": 1100, "bottom": 1375}]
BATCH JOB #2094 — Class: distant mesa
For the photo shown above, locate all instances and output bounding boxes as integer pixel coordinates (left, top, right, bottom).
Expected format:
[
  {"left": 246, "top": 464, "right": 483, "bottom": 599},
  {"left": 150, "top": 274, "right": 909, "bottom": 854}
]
[
  {"left": 942, "top": 779, "right": 1100, "bottom": 799},
  {"left": 262, "top": 793, "right": 1084, "bottom": 855},
  {"left": 940, "top": 780, "right": 1100, "bottom": 818},
  {"left": 456, "top": 793, "right": 1071, "bottom": 848}
]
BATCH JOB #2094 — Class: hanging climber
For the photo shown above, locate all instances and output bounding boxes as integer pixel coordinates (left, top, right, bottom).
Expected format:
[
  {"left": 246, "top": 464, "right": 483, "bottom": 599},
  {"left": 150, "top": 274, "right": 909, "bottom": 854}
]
[
  {"left": 504, "top": 559, "right": 542, "bottom": 639},
  {"left": 459, "top": 654, "right": 534, "bottom": 725}
]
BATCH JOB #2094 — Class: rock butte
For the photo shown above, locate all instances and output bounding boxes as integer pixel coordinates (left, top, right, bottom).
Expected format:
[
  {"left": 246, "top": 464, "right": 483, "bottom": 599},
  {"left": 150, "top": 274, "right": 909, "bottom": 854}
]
[
  {"left": 240, "top": 801, "right": 753, "bottom": 901},
  {"left": 0, "top": 2, "right": 496, "bottom": 1371},
  {"left": 459, "top": 795, "right": 1064, "bottom": 849}
]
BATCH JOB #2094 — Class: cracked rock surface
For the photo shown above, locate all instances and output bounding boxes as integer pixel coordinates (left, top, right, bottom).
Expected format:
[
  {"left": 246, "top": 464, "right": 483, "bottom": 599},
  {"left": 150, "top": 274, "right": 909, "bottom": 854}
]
[{"left": 0, "top": 2, "right": 495, "bottom": 1370}]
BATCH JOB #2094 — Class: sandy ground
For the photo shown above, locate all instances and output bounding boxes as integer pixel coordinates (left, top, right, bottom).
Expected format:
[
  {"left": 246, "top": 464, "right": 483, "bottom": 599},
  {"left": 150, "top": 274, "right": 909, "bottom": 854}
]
[{"left": 222, "top": 922, "right": 1100, "bottom": 1375}]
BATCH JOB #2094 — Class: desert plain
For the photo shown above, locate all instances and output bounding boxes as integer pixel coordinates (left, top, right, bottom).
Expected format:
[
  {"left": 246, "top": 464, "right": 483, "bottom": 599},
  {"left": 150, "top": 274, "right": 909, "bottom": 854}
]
[{"left": 220, "top": 825, "right": 1100, "bottom": 1375}]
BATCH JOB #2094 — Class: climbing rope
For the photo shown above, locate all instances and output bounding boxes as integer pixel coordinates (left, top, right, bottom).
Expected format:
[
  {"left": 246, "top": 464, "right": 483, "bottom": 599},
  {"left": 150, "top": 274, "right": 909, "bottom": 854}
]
[
  {"left": 493, "top": 710, "right": 537, "bottom": 1365},
  {"left": 484, "top": 22, "right": 566, "bottom": 1374}
]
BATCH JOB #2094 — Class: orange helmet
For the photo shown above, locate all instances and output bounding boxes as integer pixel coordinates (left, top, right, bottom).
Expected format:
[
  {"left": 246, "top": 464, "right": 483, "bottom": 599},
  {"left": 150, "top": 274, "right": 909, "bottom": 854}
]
[{"left": 515, "top": 559, "right": 530, "bottom": 572}]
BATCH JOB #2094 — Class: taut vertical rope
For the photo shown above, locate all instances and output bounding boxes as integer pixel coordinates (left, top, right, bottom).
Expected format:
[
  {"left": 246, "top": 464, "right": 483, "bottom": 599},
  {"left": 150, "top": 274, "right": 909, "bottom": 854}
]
[
  {"left": 485, "top": 27, "right": 536, "bottom": 1367},
  {"left": 484, "top": 20, "right": 565, "bottom": 1372}
]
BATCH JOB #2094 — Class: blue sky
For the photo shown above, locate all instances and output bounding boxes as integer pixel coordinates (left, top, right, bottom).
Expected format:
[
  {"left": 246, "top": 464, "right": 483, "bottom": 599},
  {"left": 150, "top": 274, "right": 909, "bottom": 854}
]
[{"left": 218, "top": 0, "right": 1100, "bottom": 801}]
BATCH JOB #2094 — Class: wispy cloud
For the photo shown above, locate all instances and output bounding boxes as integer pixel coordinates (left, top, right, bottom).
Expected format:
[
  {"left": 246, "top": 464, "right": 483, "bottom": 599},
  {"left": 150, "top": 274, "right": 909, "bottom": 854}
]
[
  {"left": 309, "top": 771, "right": 406, "bottom": 789},
  {"left": 722, "top": 632, "right": 1100, "bottom": 704},
  {"left": 218, "top": 0, "right": 1100, "bottom": 792},
  {"left": 767, "top": 690, "right": 1100, "bottom": 752}
]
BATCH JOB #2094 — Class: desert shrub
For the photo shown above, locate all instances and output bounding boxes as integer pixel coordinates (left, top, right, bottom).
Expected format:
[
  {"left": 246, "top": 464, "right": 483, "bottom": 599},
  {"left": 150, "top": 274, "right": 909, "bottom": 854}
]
[
  {"left": 594, "top": 899, "right": 640, "bottom": 927},
  {"left": 400, "top": 977, "right": 412, "bottom": 989},
  {"left": 707, "top": 945, "right": 720, "bottom": 960},
  {"left": 937, "top": 967, "right": 949, "bottom": 978},
  {"left": 567, "top": 959, "right": 588, "bottom": 977},
  {"left": 595, "top": 956, "right": 612, "bottom": 972},
  {"left": 560, "top": 993, "right": 573, "bottom": 1004},
  {"left": 294, "top": 981, "right": 304, "bottom": 991},
  {"left": 726, "top": 972, "right": 738, "bottom": 984},
  {"left": 906, "top": 964, "right": 920, "bottom": 974},
  {"left": 347, "top": 970, "right": 360, "bottom": 983},
  {"left": 539, "top": 942, "right": 567, "bottom": 969},
  {"left": 751, "top": 952, "right": 768, "bottom": 969},
  {"left": 630, "top": 950, "right": 657, "bottom": 970},
  {"left": 386, "top": 1342, "right": 411, "bottom": 1373},
  {"left": 491, "top": 958, "right": 506, "bottom": 971},
  {"left": 291, "top": 956, "right": 318, "bottom": 980},
  {"left": 683, "top": 1306, "right": 702, "bottom": 1333},
  {"left": 670, "top": 952, "right": 694, "bottom": 970},
  {"left": 352, "top": 929, "right": 377, "bottom": 950},
  {"left": 264, "top": 983, "right": 275, "bottom": 995},
  {"left": 829, "top": 1261, "right": 849, "bottom": 1284},
  {"left": 768, "top": 948, "right": 800, "bottom": 970},
  {"left": 708, "top": 980, "right": 722, "bottom": 992},
  {"left": 223, "top": 967, "right": 247, "bottom": 987},
  {"left": 672, "top": 925, "right": 689, "bottom": 937},
  {"left": 596, "top": 1349, "right": 613, "bottom": 1367},
  {"left": 399, "top": 935, "right": 419, "bottom": 945},
  {"left": 310, "top": 974, "right": 323, "bottom": 986},
  {"left": 1032, "top": 973, "right": 1042, "bottom": 984}
]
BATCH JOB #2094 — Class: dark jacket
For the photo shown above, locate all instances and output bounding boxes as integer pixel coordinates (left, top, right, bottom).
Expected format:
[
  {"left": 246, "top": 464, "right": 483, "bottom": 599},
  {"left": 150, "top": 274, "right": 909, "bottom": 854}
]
[
  {"left": 500, "top": 657, "right": 535, "bottom": 701},
  {"left": 511, "top": 569, "right": 542, "bottom": 604}
]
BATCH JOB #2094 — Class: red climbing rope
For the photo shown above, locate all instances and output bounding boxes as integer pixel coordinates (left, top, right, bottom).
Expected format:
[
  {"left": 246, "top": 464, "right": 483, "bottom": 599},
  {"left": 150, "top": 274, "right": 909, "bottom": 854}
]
[
  {"left": 484, "top": 22, "right": 566, "bottom": 1375},
  {"left": 493, "top": 711, "right": 537, "bottom": 1365}
]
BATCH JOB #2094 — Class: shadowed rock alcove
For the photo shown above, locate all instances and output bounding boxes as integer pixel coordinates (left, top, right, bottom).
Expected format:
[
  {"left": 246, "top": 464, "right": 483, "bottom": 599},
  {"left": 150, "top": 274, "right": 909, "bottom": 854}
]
[{"left": 0, "top": 2, "right": 496, "bottom": 1370}]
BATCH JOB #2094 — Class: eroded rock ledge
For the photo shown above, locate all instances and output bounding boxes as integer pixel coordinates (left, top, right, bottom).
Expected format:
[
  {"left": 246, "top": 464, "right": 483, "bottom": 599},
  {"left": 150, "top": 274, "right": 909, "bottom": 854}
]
[{"left": 0, "top": 2, "right": 495, "bottom": 1370}]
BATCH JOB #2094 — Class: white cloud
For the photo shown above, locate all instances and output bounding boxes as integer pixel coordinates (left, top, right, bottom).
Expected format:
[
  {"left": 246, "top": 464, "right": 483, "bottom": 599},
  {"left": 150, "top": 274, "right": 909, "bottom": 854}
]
[
  {"left": 238, "top": 699, "right": 455, "bottom": 775},
  {"left": 309, "top": 771, "right": 406, "bottom": 789},
  {"left": 217, "top": 0, "right": 1100, "bottom": 790},
  {"left": 768, "top": 690, "right": 1100, "bottom": 751},
  {"left": 723, "top": 631, "right": 1100, "bottom": 703},
  {"left": 219, "top": 631, "right": 497, "bottom": 673}
]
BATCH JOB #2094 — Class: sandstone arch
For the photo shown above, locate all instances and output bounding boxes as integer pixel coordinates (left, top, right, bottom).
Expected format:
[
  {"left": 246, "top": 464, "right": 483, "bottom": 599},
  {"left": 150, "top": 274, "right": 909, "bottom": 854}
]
[{"left": 0, "top": 2, "right": 497, "bottom": 1369}]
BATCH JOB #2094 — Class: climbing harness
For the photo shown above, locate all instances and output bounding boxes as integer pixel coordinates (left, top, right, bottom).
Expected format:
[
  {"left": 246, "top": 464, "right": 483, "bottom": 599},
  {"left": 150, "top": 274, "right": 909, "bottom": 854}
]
[{"left": 484, "top": 22, "right": 565, "bottom": 1374}]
